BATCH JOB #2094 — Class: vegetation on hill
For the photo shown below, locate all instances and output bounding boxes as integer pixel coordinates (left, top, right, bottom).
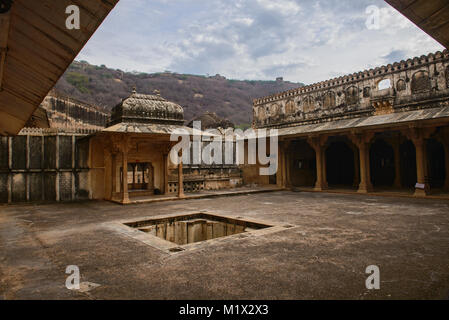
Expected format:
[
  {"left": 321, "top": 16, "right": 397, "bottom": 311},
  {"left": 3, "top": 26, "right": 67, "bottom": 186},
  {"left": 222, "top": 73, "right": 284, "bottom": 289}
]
[{"left": 54, "top": 61, "right": 304, "bottom": 125}]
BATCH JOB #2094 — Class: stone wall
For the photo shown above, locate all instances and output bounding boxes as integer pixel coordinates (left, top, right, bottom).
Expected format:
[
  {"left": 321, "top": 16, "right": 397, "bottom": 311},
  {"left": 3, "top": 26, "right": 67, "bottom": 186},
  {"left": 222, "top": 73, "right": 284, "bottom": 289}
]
[
  {"left": 253, "top": 50, "right": 449, "bottom": 128},
  {"left": 0, "top": 129, "right": 90, "bottom": 204},
  {"left": 41, "top": 93, "right": 109, "bottom": 131}
]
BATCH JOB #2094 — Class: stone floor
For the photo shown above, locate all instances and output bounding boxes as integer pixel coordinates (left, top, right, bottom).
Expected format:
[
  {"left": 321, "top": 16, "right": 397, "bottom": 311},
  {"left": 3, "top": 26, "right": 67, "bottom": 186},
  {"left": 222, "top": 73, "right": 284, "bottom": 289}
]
[{"left": 1, "top": 191, "right": 449, "bottom": 300}]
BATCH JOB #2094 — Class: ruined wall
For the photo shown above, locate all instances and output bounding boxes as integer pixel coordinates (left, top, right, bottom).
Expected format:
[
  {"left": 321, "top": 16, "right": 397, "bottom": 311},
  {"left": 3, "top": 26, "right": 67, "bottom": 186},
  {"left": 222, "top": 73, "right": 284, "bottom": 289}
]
[
  {"left": 0, "top": 129, "right": 91, "bottom": 204},
  {"left": 41, "top": 93, "right": 109, "bottom": 131},
  {"left": 253, "top": 50, "right": 449, "bottom": 128}
]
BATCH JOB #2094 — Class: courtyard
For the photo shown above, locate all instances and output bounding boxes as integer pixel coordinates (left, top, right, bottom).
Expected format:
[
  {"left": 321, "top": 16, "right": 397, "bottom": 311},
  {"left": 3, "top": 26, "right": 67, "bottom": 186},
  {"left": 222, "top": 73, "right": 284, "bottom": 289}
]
[{"left": 1, "top": 191, "right": 449, "bottom": 300}]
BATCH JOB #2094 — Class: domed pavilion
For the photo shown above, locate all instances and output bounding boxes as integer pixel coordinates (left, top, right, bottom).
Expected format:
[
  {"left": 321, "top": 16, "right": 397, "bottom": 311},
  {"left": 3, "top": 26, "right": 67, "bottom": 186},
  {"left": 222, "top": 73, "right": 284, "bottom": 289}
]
[{"left": 89, "top": 90, "right": 197, "bottom": 204}]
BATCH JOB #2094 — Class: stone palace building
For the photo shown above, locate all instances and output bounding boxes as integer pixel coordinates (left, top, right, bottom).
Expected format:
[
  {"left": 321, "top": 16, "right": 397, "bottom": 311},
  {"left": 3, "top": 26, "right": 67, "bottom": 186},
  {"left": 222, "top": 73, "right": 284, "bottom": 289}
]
[{"left": 254, "top": 50, "right": 449, "bottom": 197}]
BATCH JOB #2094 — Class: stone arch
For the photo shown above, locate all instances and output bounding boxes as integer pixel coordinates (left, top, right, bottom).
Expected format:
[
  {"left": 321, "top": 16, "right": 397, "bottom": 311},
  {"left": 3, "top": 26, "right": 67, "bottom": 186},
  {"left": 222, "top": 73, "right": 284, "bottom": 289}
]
[
  {"left": 427, "top": 139, "right": 446, "bottom": 189},
  {"left": 303, "top": 96, "right": 315, "bottom": 113},
  {"left": 397, "top": 79, "right": 406, "bottom": 92},
  {"left": 323, "top": 91, "right": 336, "bottom": 109},
  {"left": 289, "top": 140, "right": 316, "bottom": 187},
  {"left": 411, "top": 70, "right": 430, "bottom": 93},
  {"left": 325, "top": 139, "right": 356, "bottom": 187},
  {"left": 400, "top": 140, "right": 417, "bottom": 189},
  {"left": 369, "top": 139, "right": 395, "bottom": 187},
  {"left": 345, "top": 86, "right": 359, "bottom": 105},
  {"left": 377, "top": 78, "right": 392, "bottom": 90},
  {"left": 363, "top": 87, "right": 371, "bottom": 98}
]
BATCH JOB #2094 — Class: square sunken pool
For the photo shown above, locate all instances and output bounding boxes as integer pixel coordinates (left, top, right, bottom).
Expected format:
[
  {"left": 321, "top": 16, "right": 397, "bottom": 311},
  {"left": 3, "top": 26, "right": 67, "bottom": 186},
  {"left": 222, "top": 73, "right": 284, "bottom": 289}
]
[{"left": 124, "top": 213, "right": 272, "bottom": 246}]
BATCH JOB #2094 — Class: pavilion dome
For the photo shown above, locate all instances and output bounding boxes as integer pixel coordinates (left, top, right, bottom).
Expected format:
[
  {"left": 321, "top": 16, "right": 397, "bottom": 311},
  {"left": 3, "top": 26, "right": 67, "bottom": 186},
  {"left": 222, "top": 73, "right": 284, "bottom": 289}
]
[{"left": 109, "top": 89, "right": 184, "bottom": 126}]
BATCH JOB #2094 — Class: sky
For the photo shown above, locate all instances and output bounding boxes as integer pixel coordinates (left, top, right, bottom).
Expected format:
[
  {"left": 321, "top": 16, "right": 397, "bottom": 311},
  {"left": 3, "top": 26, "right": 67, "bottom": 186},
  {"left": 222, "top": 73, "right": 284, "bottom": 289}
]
[{"left": 77, "top": 0, "right": 445, "bottom": 85}]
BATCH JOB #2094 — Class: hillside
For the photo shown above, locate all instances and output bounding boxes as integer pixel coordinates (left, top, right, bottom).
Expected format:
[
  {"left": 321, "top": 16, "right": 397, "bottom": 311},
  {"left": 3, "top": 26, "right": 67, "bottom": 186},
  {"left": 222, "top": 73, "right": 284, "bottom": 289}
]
[{"left": 54, "top": 61, "right": 304, "bottom": 125}]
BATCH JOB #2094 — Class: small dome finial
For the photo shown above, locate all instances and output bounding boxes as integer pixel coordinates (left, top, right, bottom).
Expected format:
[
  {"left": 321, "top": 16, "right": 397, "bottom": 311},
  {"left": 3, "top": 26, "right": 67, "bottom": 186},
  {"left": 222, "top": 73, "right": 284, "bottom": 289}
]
[
  {"left": 132, "top": 86, "right": 137, "bottom": 94},
  {"left": 153, "top": 89, "right": 161, "bottom": 96}
]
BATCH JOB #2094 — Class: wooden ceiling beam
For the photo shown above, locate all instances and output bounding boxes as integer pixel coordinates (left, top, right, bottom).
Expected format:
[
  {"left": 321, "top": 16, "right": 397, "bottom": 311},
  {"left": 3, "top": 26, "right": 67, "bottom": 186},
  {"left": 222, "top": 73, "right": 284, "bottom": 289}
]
[{"left": 0, "top": 0, "right": 119, "bottom": 135}]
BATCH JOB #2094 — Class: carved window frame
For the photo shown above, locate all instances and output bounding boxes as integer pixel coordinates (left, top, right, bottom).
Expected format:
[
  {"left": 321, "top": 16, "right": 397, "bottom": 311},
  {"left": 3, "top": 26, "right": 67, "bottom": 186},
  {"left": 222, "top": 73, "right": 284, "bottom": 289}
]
[
  {"left": 411, "top": 70, "right": 431, "bottom": 94},
  {"left": 396, "top": 79, "right": 406, "bottom": 92},
  {"left": 323, "top": 91, "right": 336, "bottom": 109},
  {"left": 345, "top": 86, "right": 359, "bottom": 105}
]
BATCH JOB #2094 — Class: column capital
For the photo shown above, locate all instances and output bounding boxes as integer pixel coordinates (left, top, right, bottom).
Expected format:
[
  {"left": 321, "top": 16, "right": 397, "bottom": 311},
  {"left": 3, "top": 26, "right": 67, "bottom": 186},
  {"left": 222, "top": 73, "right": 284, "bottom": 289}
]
[
  {"left": 349, "top": 131, "right": 374, "bottom": 147},
  {"left": 307, "top": 135, "right": 328, "bottom": 151},
  {"left": 402, "top": 126, "right": 436, "bottom": 144}
]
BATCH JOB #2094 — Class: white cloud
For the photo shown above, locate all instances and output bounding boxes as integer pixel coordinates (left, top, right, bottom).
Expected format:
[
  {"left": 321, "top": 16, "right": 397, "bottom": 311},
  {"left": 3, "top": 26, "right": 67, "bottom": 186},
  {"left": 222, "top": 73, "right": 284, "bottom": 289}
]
[
  {"left": 256, "top": 0, "right": 301, "bottom": 16},
  {"left": 77, "top": 0, "right": 445, "bottom": 84}
]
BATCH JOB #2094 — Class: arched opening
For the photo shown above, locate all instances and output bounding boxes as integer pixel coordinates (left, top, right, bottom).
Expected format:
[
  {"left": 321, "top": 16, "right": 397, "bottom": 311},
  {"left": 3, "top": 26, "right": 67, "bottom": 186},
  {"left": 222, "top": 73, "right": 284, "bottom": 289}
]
[
  {"left": 323, "top": 91, "right": 336, "bottom": 109},
  {"left": 427, "top": 139, "right": 446, "bottom": 189},
  {"left": 400, "top": 140, "right": 417, "bottom": 190},
  {"left": 289, "top": 140, "right": 316, "bottom": 187},
  {"left": 378, "top": 79, "right": 392, "bottom": 90},
  {"left": 126, "top": 162, "right": 154, "bottom": 191},
  {"left": 397, "top": 79, "right": 406, "bottom": 92},
  {"left": 285, "top": 99, "right": 296, "bottom": 114},
  {"left": 303, "top": 96, "right": 315, "bottom": 113},
  {"left": 345, "top": 86, "right": 359, "bottom": 105},
  {"left": 363, "top": 87, "right": 371, "bottom": 98},
  {"left": 411, "top": 71, "right": 430, "bottom": 93},
  {"left": 370, "top": 139, "right": 395, "bottom": 187},
  {"left": 325, "top": 141, "right": 355, "bottom": 187}
]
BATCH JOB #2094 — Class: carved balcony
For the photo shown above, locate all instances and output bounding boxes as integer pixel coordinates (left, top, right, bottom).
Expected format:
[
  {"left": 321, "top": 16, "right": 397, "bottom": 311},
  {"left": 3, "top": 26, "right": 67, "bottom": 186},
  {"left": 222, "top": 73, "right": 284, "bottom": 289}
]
[{"left": 370, "top": 88, "right": 396, "bottom": 115}]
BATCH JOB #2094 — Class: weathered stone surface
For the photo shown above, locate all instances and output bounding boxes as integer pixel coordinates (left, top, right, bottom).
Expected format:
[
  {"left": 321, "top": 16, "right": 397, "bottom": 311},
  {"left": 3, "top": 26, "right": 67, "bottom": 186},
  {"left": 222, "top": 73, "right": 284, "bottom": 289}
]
[
  {"left": 29, "top": 173, "right": 43, "bottom": 202},
  {"left": 75, "top": 137, "right": 89, "bottom": 169},
  {"left": 40, "top": 93, "right": 109, "bottom": 131},
  {"left": 43, "top": 173, "right": 56, "bottom": 202},
  {"left": 4, "top": 132, "right": 90, "bottom": 204},
  {"left": 174, "top": 221, "right": 188, "bottom": 245},
  {"left": 2, "top": 192, "right": 449, "bottom": 299},
  {"left": 254, "top": 50, "right": 449, "bottom": 130},
  {"left": 11, "top": 173, "right": 26, "bottom": 202},
  {"left": 59, "top": 172, "right": 72, "bottom": 201},
  {"left": 29, "top": 136, "right": 43, "bottom": 169},
  {"left": 11, "top": 136, "right": 26, "bottom": 170},
  {"left": 0, "top": 174, "right": 8, "bottom": 203},
  {"left": 58, "top": 136, "right": 72, "bottom": 169},
  {"left": 75, "top": 171, "right": 89, "bottom": 200},
  {"left": 110, "top": 90, "right": 184, "bottom": 126},
  {"left": 0, "top": 137, "right": 8, "bottom": 169},
  {"left": 44, "top": 136, "right": 56, "bottom": 169}
]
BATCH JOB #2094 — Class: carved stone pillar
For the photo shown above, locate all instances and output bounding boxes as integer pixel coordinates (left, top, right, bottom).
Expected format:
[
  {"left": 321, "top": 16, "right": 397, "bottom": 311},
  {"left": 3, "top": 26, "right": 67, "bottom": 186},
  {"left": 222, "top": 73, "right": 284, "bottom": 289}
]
[
  {"left": 358, "top": 142, "right": 373, "bottom": 193},
  {"left": 111, "top": 153, "right": 117, "bottom": 199},
  {"left": 163, "top": 153, "right": 169, "bottom": 195},
  {"left": 276, "top": 143, "right": 284, "bottom": 188},
  {"left": 283, "top": 141, "right": 291, "bottom": 188},
  {"left": 404, "top": 127, "right": 432, "bottom": 197},
  {"left": 308, "top": 136, "right": 328, "bottom": 191},
  {"left": 412, "top": 137, "right": 428, "bottom": 197},
  {"left": 178, "top": 150, "right": 185, "bottom": 198},
  {"left": 121, "top": 150, "right": 130, "bottom": 204},
  {"left": 350, "top": 133, "right": 373, "bottom": 193},
  {"left": 278, "top": 141, "right": 289, "bottom": 188}
]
